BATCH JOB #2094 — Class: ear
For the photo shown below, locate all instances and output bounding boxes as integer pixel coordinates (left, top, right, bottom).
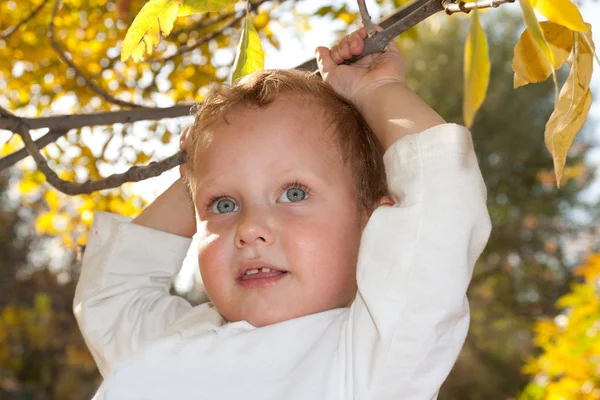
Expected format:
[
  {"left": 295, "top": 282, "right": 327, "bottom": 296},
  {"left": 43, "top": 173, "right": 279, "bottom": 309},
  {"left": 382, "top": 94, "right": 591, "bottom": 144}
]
[
  {"left": 360, "top": 195, "right": 395, "bottom": 229},
  {"left": 378, "top": 195, "right": 395, "bottom": 207}
]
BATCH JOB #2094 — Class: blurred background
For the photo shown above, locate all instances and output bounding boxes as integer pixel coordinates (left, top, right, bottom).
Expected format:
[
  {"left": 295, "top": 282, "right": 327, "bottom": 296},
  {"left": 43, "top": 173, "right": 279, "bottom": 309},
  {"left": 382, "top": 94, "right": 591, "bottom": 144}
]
[{"left": 1, "top": 0, "right": 599, "bottom": 398}]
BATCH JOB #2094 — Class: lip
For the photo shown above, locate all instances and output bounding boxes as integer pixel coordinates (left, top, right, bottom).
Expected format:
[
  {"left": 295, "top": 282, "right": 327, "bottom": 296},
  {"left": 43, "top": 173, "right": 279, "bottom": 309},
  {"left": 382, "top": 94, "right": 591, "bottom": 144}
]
[
  {"left": 237, "top": 272, "right": 288, "bottom": 289},
  {"left": 236, "top": 260, "right": 287, "bottom": 281}
]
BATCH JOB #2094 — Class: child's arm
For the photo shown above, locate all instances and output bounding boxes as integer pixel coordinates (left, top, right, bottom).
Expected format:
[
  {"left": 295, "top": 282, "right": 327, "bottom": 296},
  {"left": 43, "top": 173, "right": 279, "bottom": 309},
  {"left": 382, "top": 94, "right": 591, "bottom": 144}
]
[
  {"left": 74, "top": 131, "right": 202, "bottom": 379},
  {"left": 317, "top": 30, "right": 491, "bottom": 398}
]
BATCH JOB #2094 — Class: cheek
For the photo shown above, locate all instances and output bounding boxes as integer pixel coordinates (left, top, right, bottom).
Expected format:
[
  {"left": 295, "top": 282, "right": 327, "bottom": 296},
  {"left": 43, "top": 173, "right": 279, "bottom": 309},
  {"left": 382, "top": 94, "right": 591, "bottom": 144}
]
[
  {"left": 196, "top": 223, "right": 231, "bottom": 289},
  {"left": 282, "top": 209, "right": 361, "bottom": 277}
]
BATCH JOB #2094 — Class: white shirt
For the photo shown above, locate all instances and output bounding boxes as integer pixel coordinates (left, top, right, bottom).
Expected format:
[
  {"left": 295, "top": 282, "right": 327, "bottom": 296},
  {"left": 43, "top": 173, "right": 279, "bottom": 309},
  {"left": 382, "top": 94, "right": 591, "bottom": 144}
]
[{"left": 74, "top": 124, "right": 491, "bottom": 400}]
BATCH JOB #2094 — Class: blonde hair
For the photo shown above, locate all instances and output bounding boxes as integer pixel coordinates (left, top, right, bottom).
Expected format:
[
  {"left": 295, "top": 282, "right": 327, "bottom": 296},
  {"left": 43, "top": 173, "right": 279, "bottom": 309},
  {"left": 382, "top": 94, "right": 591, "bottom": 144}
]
[{"left": 186, "top": 69, "right": 388, "bottom": 213}]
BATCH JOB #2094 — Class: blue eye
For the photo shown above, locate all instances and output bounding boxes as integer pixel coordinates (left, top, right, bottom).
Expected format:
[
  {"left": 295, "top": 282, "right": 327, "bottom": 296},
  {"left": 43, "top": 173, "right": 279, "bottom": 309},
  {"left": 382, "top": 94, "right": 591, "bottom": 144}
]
[
  {"left": 279, "top": 187, "right": 308, "bottom": 203},
  {"left": 210, "top": 198, "right": 239, "bottom": 214}
]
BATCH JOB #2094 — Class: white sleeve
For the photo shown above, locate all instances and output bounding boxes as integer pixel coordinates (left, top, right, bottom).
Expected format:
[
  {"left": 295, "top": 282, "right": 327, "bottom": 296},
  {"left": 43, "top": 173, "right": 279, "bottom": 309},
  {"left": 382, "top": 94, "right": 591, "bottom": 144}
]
[
  {"left": 342, "top": 124, "right": 491, "bottom": 399},
  {"left": 73, "top": 212, "right": 194, "bottom": 378}
]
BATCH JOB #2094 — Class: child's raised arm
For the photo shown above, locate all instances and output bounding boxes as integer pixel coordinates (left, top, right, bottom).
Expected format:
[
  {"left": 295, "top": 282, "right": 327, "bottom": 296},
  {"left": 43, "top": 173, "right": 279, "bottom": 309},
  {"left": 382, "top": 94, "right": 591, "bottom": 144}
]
[
  {"left": 73, "top": 130, "right": 201, "bottom": 378},
  {"left": 317, "top": 30, "right": 491, "bottom": 398}
]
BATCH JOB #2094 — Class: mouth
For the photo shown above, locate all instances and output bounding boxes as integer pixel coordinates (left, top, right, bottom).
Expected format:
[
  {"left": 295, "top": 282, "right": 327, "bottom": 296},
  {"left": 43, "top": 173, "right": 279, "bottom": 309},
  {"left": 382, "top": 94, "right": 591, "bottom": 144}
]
[{"left": 236, "top": 261, "right": 288, "bottom": 284}]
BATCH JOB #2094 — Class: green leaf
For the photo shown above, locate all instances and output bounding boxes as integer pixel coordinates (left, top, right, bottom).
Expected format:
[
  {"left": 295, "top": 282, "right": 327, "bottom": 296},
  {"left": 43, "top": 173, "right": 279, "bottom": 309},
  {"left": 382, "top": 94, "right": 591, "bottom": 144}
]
[
  {"left": 463, "top": 8, "right": 490, "bottom": 128},
  {"left": 231, "top": 15, "right": 264, "bottom": 82},
  {"left": 121, "top": 0, "right": 182, "bottom": 63},
  {"left": 177, "top": 0, "right": 237, "bottom": 17}
]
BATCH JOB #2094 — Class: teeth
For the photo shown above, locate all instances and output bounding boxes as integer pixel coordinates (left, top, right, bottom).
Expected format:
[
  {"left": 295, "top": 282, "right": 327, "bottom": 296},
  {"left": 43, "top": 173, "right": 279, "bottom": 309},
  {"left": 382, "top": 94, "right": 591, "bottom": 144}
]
[
  {"left": 261, "top": 267, "right": 271, "bottom": 272},
  {"left": 245, "top": 269, "right": 259, "bottom": 275}
]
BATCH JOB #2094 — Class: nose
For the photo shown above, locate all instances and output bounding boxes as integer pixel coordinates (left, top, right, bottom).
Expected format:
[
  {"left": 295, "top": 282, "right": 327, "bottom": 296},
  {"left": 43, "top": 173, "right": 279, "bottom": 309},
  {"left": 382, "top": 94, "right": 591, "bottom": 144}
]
[{"left": 234, "top": 208, "right": 274, "bottom": 249}]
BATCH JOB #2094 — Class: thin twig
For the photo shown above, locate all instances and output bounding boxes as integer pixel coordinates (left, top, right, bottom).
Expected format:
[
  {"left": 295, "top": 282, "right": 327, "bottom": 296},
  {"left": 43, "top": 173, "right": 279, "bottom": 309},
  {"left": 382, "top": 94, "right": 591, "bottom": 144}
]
[
  {"left": 155, "top": 0, "right": 264, "bottom": 62},
  {"left": 172, "top": 10, "right": 236, "bottom": 37},
  {"left": 442, "top": 0, "right": 515, "bottom": 15},
  {"left": 356, "top": 0, "right": 376, "bottom": 37},
  {"left": 0, "top": 104, "right": 193, "bottom": 133},
  {"left": 48, "top": 0, "right": 141, "bottom": 108},
  {"left": 0, "top": 129, "right": 67, "bottom": 170},
  {"left": 17, "top": 121, "right": 187, "bottom": 195},
  {"left": 171, "top": 0, "right": 269, "bottom": 37},
  {"left": 0, "top": 0, "right": 50, "bottom": 39}
]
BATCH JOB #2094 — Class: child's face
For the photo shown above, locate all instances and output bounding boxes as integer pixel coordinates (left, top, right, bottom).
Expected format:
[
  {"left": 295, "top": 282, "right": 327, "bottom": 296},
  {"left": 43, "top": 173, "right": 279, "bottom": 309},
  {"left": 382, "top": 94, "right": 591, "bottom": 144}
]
[{"left": 192, "top": 95, "right": 366, "bottom": 327}]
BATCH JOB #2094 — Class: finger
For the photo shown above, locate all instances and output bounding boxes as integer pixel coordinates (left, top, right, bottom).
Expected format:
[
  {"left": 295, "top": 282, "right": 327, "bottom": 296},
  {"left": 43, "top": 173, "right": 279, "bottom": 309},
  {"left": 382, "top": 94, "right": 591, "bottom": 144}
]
[
  {"left": 180, "top": 126, "right": 190, "bottom": 151},
  {"left": 349, "top": 31, "right": 364, "bottom": 56},
  {"left": 338, "top": 35, "right": 351, "bottom": 59},
  {"left": 330, "top": 45, "right": 344, "bottom": 64},
  {"left": 356, "top": 27, "right": 368, "bottom": 39},
  {"left": 315, "top": 46, "right": 338, "bottom": 76}
]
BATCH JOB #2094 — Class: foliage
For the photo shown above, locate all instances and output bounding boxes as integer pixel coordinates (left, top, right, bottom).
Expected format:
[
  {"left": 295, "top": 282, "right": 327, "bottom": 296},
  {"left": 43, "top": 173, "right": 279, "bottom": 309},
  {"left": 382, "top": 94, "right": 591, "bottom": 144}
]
[
  {"left": 519, "top": 254, "right": 600, "bottom": 399},
  {"left": 463, "top": 8, "right": 489, "bottom": 128},
  {"left": 121, "top": 0, "right": 597, "bottom": 187},
  {"left": 0, "top": 176, "right": 100, "bottom": 399},
  {"left": 398, "top": 13, "right": 596, "bottom": 399}
]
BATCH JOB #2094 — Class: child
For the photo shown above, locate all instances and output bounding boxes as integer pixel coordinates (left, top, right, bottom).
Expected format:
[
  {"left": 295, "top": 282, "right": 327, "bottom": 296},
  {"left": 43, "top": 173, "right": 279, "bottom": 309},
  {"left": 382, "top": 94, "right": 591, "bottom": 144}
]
[{"left": 74, "top": 28, "right": 491, "bottom": 399}]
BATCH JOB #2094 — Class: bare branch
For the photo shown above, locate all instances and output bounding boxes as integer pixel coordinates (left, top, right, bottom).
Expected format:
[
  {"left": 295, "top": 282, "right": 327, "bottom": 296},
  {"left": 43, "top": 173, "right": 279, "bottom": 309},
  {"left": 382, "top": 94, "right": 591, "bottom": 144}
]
[
  {"left": 0, "top": 104, "right": 193, "bottom": 170},
  {"left": 16, "top": 121, "right": 186, "bottom": 195},
  {"left": 443, "top": 0, "right": 515, "bottom": 15},
  {"left": 2, "top": 0, "right": 518, "bottom": 194},
  {"left": 0, "top": 129, "right": 67, "bottom": 171},
  {"left": 48, "top": 0, "right": 141, "bottom": 108},
  {"left": 0, "top": 104, "right": 194, "bottom": 133},
  {"left": 341, "top": 0, "right": 445, "bottom": 66},
  {"left": 172, "top": 10, "right": 236, "bottom": 37},
  {"left": 356, "top": 0, "right": 376, "bottom": 37},
  {"left": 0, "top": 0, "right": 50, "bottom": 39},
  {"left": 156, "top": 16, "right": 242, "bottom": 62}
]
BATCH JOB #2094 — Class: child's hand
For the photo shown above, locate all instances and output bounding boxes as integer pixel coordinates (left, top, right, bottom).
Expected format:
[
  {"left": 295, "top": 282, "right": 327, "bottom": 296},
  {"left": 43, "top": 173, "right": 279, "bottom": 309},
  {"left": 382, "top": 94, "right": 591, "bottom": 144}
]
[
  {"left": 316, "top": 28, "right": 445, "bottom": 151},
  {"left": 131, "top": 126, "right": 196, "bottom": 238},
  {"left": 179, "top": 126, "right": 191, "bottom": 177},
  {"left": 315, "top": 27, "right": 405, "bottom": 105}
]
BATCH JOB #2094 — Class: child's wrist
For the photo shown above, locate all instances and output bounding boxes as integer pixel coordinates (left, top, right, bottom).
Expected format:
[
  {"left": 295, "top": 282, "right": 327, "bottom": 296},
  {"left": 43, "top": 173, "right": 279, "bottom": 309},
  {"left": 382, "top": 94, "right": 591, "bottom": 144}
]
[
  {"left": 132, "top": 178, "right": 196, "bottom": 238},
  {"left": 353, "top": 82, "right": 446, "bottom": 151}
]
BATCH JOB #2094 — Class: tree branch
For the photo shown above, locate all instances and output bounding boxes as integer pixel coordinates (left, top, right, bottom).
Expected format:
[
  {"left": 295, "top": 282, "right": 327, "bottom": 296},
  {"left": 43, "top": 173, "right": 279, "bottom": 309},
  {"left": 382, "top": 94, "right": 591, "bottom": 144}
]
[
  {"left": 155, "top": 0, "right": 266, "bottom": 62},
  {"left": 0, "top": 0, "right": 50, "bottom": 39},
  {"left": 443, "top": 0, "right": 515, "bottom": 15},
  {"left": 0, "top": 104, "right": 193, "bottom": 169},
  {"left": 0, "top": 104, "right": 194, "bottom": 133},
  {"left": 1, "top": 0, "right": 517, "bottom": 195},
  {"left": 48, "top": 0, "right": 141, "bottom": 108},
  {"left": 0, "top": 129, "right": 67, "bottom": 171},
  {"left": 356, "top": 0, "right": 376, "bottom": 37},
  {"left": 16, "top": 121, "right": 187, "bottom": 195}
]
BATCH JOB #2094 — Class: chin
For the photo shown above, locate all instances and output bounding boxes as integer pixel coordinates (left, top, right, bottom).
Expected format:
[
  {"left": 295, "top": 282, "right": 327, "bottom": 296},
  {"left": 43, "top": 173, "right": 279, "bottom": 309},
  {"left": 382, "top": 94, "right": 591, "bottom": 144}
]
[{"left": 244, "top": 310, "right": 295, "bottom": 328}]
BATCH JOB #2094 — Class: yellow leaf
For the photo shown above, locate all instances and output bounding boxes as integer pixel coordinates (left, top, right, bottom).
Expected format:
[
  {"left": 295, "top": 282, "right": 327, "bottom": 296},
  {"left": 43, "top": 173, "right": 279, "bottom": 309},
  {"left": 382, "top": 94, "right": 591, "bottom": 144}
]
[
  {"left": 253, "top": 11, "right": 269, "bottom": 31},
  {"left": 121, "top": 0, "right": 182, "bottom": 63},
  {"left": 530, "top": 0, "right": 588, "bottom": 33},
  {"left": 513, "top": 21, "right": 573, "bottom": 88},
  {"left": 231, "top": 15, "right": 264, "bottom": 82},
  {"left": 44, "top": 190, "right": 60, "bottom": 210},
  {"left": 36, "top": 212, "right": 55, "bottom": 234},
  {"left": 518, "top": 0, "right": 558, "bottom": 93},
  {"left": 19, "top": 180, "right": 37, "bottom": 194},
  {"left": 463, "top": 8, "right": 490, "bottom": 128},
  {"left": 544, "top": 33, "right": 594, "bottom": 186},
  {"left": 177, "top": 0, "right": 236, "bottom": 17}
]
